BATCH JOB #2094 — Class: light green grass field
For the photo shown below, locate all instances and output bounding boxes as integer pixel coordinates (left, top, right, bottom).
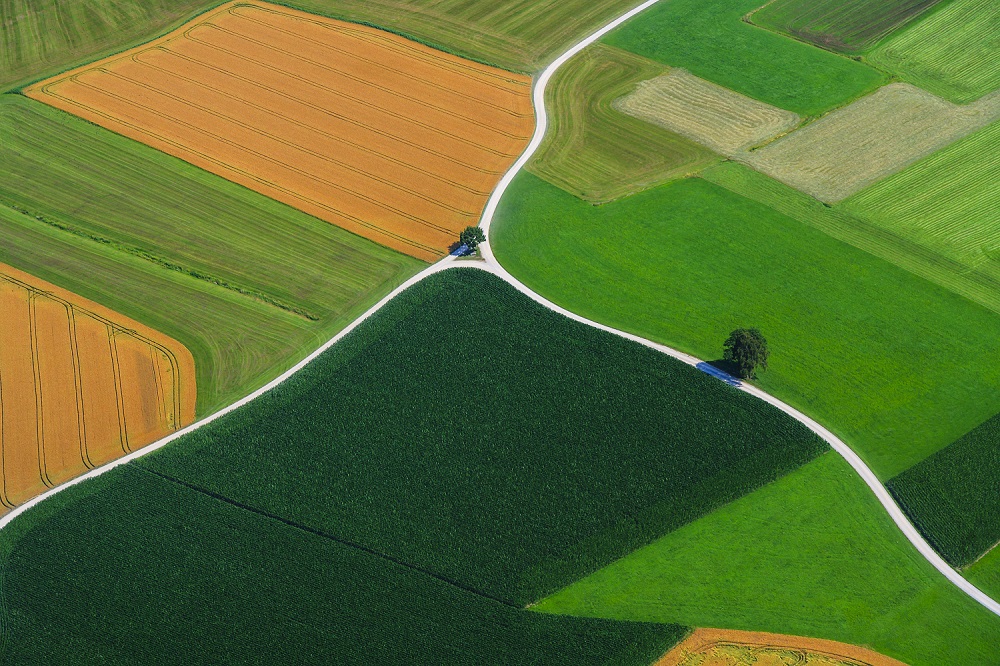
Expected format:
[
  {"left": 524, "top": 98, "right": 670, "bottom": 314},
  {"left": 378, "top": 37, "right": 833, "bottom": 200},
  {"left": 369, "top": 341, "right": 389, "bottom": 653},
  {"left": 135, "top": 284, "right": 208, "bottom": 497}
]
[
  {"left": 536, "top": 452, "right": 1000, "bottom": 666},
  {"left": 492, "top": 172, "right": 1000, "bottom": 478},
  {"left": 751, "top": 0, "right": 943, "bottom": 54},
  {"left": 867, "top": 0, "right": 1000, "bottom": 103},
  {"left": 0, "top": 95, "right": 424, "bottom": 414},
  {"left": 602, "top": 0, "right": 885, "bottom": 116},
  {"left": 1, "top": 0, "right": 640, "bottom": 92},
  {"left": 841, "top": 120, "right": 1000, "bottom": 284},
  {"left": 528, "top": 44, "right": 718, "bottom": 202},
  {"left": 967, "top": 547, "right": 1000, "bottom": 603}
]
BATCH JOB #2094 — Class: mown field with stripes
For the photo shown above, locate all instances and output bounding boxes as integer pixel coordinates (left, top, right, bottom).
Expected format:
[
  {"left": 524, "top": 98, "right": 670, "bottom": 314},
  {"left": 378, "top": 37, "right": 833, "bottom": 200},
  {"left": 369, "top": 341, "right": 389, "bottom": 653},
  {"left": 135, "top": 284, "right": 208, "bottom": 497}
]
[{"left": 0, "top": 263, "right": 194, "bottom": 513}]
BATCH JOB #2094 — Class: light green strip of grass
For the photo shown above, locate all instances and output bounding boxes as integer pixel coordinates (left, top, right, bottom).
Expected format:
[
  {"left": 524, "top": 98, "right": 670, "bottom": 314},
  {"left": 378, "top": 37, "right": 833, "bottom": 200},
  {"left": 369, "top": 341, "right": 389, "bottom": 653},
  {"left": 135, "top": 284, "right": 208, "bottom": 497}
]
[
  {"left": 492, "top": 172, "right": 1000, "bottom": 478},
  {"left": 967, "top": 547, "right": 1000, "bottom": 604},
  {"left": 603, "top": 0, "right": 885, "bottom": 116},
  {"left": 867, "top": 0, "right": 1000, "bottom": 103},
  {"left": 535, "top": 452, "right": 1000, "bottom": 666}
]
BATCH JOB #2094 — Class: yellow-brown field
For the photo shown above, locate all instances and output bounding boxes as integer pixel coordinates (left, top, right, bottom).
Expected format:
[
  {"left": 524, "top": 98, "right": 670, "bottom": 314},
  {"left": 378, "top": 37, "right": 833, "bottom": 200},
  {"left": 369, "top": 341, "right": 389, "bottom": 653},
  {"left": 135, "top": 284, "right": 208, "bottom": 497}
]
[
  {"left": 0, "top": 264, "right": 195, "bottom": 511},
  {"left": 657, "top": 628, "right": 908, "bottom": 666},
  {"left": 25, "top": 1, "right": 535, "bottom": 261}
]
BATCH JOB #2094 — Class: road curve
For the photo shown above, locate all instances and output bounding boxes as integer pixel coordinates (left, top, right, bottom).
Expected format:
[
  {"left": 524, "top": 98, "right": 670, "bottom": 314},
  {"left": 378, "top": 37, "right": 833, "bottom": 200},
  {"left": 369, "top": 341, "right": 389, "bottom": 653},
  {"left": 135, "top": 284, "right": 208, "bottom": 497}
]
[
  {"left": 475, "top": 0, "right": 1000, "bottom": 618},
  {"left": 1, "top": 0, "right": 997, "bottom": 626}
]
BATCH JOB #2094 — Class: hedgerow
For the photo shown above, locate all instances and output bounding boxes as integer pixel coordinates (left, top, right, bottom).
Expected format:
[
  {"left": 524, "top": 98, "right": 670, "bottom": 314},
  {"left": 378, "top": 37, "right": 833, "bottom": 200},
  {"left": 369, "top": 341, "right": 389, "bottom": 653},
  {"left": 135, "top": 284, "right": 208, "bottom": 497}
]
[
  {"left": 888, "top": 411, "right": 1000, "bottom": 567},
  {"left": 141, "top": 268, "right": 825, "bottom": 605}
]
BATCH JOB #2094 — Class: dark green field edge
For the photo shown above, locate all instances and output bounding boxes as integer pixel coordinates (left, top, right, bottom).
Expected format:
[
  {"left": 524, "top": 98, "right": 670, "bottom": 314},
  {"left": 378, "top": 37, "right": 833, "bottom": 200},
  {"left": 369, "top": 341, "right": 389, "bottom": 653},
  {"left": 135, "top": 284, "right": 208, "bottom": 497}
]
[
  {"left": 129, "top": 268, "right": 825, "bottom": 607},
  {"left": 888, "top": 412, "right": 1000, "bottom": 568},
  {"left": 747, "top": 0, "right": 945, "bottom": 55},
  {"left": 0, "top": 466, "right": 685, "bottom": 665}
]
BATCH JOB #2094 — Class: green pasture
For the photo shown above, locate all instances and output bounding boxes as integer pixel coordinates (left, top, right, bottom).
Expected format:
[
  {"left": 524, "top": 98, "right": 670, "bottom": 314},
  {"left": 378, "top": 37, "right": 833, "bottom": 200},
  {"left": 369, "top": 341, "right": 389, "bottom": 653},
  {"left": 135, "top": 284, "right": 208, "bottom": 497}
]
[
  {"left": 967, "top": 547, "right": 1000, "bottom": 603},
  {"left": 528, "top": 44, "right": 717, "bottom": 202},
  {"left": 751, "top": 0, "right": 943, "bottom": 53},
  {"left": 491, "top": 172, "right": 1000, "bottom": 478},
  {"left": 536, "top": 453, "right": 1000, "bottom": 666},
  {"left": 0, "top": 466, "right": 684, "bottom": 664},
  {"left": 841, "top": 120, "right": 1000, "bottom": 285},
  {"left": 0, "top": 95, "right": 423, "bottom": 414},
  {"left": 868, "top": 0, "right": 1000, "bottom": 103},
  {"left": 138, "top": 269, "right": 823, "bottom": 605},
  {"left": 603, "top": 0, "right": 884, "bottom": 116},
  {"left": 888, "top": 410, "right": 1000, "bottom": 567},
  {"left": 1, "top": 0, "right": 641, "bottom": 92}
]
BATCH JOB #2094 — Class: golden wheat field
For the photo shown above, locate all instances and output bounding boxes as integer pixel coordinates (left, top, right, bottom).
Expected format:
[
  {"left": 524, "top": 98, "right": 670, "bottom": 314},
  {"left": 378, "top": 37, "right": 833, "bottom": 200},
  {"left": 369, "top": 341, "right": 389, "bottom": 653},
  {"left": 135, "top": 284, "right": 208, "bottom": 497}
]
[
  {"left": 0, "top": 264, "right": 195, "bottom": 511},
  {"left": 25, "top": 1, "right": 534, "bottom": 261}
]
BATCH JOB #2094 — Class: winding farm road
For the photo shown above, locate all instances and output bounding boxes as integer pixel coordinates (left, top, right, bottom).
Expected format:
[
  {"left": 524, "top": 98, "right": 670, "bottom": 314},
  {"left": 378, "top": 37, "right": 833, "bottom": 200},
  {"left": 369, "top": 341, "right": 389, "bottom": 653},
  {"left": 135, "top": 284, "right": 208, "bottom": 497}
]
[{"left": 2, "top": 0, "right": 998, "bottom": 631}]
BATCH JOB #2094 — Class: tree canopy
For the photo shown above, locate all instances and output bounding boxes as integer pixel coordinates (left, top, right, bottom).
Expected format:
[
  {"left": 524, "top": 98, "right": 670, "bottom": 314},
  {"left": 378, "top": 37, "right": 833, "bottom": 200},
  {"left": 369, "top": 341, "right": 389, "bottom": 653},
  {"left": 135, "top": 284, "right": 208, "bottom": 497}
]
[{"left": 723, "top": 328, "right": 769, "bottom": 379}]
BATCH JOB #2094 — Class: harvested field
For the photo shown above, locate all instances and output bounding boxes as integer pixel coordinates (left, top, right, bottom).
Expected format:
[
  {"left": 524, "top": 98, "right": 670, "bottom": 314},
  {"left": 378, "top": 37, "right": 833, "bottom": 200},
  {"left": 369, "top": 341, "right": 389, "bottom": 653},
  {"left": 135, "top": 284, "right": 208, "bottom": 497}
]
[
  {"left": 751, "top": 0, "right": 944, "bottom": 54},
  {"left": 528, "top": 45, "right": 717, "bottom": 202},
  {"left": 868, "top": 0, "right": 1000, "bottom": 103},
  {"left": 25, "top": 1, "right": 534, "bottom": 261},
  {"left": 0, "top": 263, "right": 194, "bottom": 512},
  {"left": 656, "top": 628, "right": 908, "bottom": 666},
  {"left": 615, "top": 69, "right": 800, "bottom": 155},
  {"left": 742, "top": 83, "right": 1000, "bottom": 202}
]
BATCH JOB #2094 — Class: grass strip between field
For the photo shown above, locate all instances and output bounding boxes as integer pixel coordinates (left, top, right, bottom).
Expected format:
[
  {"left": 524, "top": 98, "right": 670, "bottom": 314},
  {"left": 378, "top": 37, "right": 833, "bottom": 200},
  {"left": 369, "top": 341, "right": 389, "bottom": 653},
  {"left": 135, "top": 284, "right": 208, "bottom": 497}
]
[
  {"left": 536, "top": 452, "right": 1000, "bottom": 666},
  {"left": 492, "top": 171, "right": 1000, "bottom": 478}
]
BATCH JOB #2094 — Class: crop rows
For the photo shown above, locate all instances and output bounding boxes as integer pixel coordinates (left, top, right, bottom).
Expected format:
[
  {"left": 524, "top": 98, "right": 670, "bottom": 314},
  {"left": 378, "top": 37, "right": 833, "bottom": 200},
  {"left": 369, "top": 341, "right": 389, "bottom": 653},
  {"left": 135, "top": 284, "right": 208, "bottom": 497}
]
[
  {"left": 26, "top": 1, "right": 534, "bottom": 261},
  {"left": 528, "top": 44, "right": 717, "bottom": 202},
  {"left": 0, "top": 264, "right": 194, "bottom": 512},
  {"left": 868, "top": 0, "right": 1000, "bottom": 103},
  {"left": 888, "top": 409, "right": 1000, "bottom": 568},
  {"left": 615, "top": 68, "right": 800, "bottom": 155},
  {"left": 751, "top": 0, "right": 943, "bottom": 53},
  {"left": 744, "top": 83, "right": 1000, "bottom": 202}
]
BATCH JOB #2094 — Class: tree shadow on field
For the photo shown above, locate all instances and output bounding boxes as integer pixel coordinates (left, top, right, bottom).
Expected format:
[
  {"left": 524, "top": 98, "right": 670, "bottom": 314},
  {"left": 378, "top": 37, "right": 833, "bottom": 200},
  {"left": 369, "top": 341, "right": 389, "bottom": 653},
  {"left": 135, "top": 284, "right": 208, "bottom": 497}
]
[{"left": 697, "top": 359, "right": 743, "bottom": 386}]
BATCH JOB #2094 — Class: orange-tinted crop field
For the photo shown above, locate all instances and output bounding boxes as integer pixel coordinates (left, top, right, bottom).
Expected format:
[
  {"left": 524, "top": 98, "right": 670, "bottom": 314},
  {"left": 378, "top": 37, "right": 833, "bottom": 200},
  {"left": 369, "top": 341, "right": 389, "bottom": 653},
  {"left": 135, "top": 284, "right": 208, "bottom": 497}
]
[
  {"left": 25, "top": 1, "right": 535, "bottom": 261},
  {"left": 0, "top": 264, "right": 195, "bottom": 511},
  {"left": 657, "top": 628, "right": 908, "bottom": 666}
]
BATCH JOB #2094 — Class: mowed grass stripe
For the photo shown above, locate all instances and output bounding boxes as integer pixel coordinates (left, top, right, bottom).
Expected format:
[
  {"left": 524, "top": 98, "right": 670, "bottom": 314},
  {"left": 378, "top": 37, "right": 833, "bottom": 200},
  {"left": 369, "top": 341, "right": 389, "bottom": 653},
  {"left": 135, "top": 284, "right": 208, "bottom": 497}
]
[
  {"left": 751, "top": 0, "right": 944, "bottom": 54},
  {"left": 868, "top": 0, "right": 1000, "bottom": 103},
  {"left": 841, "top": 120, "right": 1000, "bottom": 280},
  {"left": 528, "top": 44, "right": 718, "bottom": 202}
]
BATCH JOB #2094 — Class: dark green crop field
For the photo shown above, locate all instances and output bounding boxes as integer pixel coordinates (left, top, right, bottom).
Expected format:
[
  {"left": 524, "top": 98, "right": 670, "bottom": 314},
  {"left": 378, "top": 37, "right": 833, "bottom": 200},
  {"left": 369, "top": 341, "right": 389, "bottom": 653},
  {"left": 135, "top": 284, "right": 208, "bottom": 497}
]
[
  {"left": 751, "top": 0, "right": 943, "bottom": 53},
  {"left": 528, "top": 44, "right": 718, "bottom": 202},
  {"left": 0, "top": 95, "right": 424, "bottom": 414},
  {"left": 492, "top": 172, "right": 1000, "bottom": 479},
  {"left": 0, "top": 467, "right": 684, "bottom": 664},
  {"left": 603, "top": 0, "right": 884, "bottom": 116},
  {"left": 138, "top": 269, "right": 824, "bottom": 606},
  {"left": 888, "top": 412, "right": 1000, "bottom": 567}
]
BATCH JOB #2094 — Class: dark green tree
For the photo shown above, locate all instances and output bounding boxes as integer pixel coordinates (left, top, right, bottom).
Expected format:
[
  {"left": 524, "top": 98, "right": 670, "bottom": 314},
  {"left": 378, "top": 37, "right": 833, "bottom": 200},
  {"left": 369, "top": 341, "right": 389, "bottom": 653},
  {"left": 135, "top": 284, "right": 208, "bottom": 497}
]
[
  {"left": 723, "top": 328, "right": 769, "bottom": 379},
  {"left": 459, "top": 226, "right": 486, "bottom": 253}
]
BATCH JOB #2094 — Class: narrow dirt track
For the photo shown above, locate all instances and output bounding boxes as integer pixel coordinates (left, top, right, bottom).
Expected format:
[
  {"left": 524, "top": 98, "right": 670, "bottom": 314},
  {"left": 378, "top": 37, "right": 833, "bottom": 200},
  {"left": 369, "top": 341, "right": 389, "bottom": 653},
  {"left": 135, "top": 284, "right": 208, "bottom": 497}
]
[{"left": 4, "top": 0, "right": 998, "bottom": 626}]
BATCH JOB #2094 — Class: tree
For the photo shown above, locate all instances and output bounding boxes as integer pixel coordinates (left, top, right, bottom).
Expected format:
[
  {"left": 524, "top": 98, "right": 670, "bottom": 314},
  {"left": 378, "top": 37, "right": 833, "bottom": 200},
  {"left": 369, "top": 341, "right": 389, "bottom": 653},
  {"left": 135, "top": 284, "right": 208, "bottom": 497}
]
[
  {"left": 459, "top": 226, "right": 486, "bottom": 253},
  {"left": 723, "top": 328, "right": 769, "bottom": 379}
]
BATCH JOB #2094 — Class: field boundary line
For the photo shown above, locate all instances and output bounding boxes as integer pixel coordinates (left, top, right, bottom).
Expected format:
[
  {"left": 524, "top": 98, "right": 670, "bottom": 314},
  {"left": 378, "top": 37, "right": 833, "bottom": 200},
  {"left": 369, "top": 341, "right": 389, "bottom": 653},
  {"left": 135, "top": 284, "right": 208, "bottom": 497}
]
[{"left": 475, "top": 0, "right": 1000, "bottom": 619}]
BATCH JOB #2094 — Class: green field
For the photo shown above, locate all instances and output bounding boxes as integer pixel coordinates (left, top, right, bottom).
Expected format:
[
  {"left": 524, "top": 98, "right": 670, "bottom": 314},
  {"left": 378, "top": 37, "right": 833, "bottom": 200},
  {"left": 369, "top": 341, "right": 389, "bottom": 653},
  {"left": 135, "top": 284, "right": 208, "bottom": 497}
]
[
  {"left": 491, "top": 172, "right": 1000, "bottom": 478},
  {"left": 887, "top": 410, "right": 1000, "bottom": 567},
  {"left": 0, "top": 466, "right": 684, "bottom": 664},
  {"left": 967, "top": 547, "right": 1000, "bottom": 602},
  {"left": 536, "top": 452, "right": 1000, "bottom": 666},
  {"left": 602, "top": 0, "right": 884, "bottom": 116},
  {"left": 1, "top": 0, "right": 643, "bottom": 92},
  {"left": 528, "top": 44, "right": 718, "bottom": 202},
  {"left": 705, "top": 162, "right": 1000, "bottom": 316},
  {"left": 0, "top": 95, "right": 424, "bottom": 414},
  {"left": 867, "top": 0, "right": 1000, "bottom": 103},
  {"left": 136, "top": 268, "right": 823, "bottom": 605},
  {"left": 841, "top": 120, "right": 1000, "bottom": 285},
  {"left": 752, "top": 0, "right": 943, "bottom": 53}
]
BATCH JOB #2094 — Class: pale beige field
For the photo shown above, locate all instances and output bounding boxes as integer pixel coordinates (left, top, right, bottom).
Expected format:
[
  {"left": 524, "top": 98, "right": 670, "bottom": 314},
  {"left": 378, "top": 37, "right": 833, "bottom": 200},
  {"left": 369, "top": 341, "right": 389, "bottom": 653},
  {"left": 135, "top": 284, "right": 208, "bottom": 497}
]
[
  {"left": 614, "top": 69, "right": 801, "bottom": 155},
  {"left": 657, "top": 628, "right": 908, "bottom": 666},
  {"left": 25, "top": 1, "right": 534, "bottom": 261},
  {"left": 0, "top": 264, "right": 195, "bottom": 511},
  {"left": 741, "top": 83, "right": 1000, "bottom": 202}
]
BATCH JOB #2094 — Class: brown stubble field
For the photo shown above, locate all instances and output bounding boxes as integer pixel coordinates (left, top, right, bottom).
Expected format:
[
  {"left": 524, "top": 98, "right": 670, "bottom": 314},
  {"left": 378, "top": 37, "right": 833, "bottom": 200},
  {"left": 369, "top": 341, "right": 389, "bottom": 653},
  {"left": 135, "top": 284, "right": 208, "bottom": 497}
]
[
  {"left": 0, "top": 264, "right": 195, "bottom": 511},
  {"left": 25, "top": 1, "right": 535, "bottom": 262}
]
